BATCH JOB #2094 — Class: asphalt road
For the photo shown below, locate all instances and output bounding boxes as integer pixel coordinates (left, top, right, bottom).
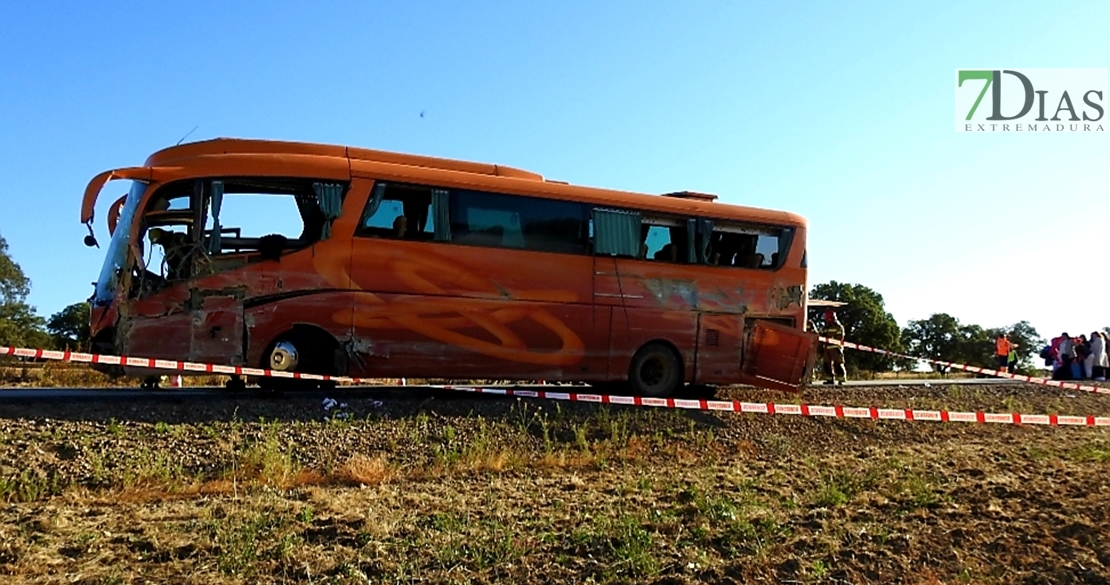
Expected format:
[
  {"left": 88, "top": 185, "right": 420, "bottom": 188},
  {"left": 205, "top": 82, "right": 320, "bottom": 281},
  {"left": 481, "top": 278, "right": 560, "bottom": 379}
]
[{"left": 0, "top": 377, "right": 1018, "bottom": 402}]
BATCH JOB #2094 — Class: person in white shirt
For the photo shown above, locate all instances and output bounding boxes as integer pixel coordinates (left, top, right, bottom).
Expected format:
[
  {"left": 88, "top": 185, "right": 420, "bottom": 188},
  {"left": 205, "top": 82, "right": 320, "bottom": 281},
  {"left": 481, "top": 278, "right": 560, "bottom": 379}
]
[{"left": 1089, "top": 331, "right": 1108, "bottom": 381}]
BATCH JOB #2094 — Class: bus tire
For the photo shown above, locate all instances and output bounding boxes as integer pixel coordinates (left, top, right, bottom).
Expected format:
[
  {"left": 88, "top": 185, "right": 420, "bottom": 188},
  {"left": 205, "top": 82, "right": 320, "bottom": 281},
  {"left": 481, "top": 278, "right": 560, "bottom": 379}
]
[
  {"left": 260, "top": 327, "right": 338, "bottom": 392},
  {"left": 628, "top": 343, "right": 682, "bottom": 398}
]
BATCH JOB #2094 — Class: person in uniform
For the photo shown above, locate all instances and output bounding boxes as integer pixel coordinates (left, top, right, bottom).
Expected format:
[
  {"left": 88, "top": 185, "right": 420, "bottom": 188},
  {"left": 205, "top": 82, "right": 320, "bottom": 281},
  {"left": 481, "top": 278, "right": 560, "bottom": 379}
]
[{"left": 821, "top": 310, "right": 847, "bottom": 385}]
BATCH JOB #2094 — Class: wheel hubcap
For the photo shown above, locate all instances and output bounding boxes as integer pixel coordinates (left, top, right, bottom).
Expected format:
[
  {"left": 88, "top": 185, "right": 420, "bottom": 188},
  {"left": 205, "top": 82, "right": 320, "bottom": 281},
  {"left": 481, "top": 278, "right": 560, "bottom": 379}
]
[{"left": 641, "top": 356, "right": 668, "bottom": 388}]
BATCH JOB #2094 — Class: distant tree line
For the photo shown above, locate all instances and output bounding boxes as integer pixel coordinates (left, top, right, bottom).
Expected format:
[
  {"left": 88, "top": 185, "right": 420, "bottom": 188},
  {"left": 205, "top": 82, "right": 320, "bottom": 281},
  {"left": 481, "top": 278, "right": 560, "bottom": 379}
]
[
  {"left": 810, "top": 281, "right": 1056, "bottom": 375},
  {"left": 0, "top": 234, "right": 90, "bottom": 352}
]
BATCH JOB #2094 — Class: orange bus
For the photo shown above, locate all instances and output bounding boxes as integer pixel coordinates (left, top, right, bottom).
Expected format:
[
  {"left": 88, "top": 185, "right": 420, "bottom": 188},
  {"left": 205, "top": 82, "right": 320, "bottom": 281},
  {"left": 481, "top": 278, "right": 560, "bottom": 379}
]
[{"left": 80, "top": 138, "right": 816, "bottom": 395}]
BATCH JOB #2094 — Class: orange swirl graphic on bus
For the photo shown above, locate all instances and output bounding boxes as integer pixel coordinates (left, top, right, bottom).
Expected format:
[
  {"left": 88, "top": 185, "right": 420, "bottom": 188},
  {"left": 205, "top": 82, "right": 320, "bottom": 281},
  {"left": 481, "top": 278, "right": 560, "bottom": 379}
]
[{"left": 316, "top": 249, "right": 585, "bottom": 366}]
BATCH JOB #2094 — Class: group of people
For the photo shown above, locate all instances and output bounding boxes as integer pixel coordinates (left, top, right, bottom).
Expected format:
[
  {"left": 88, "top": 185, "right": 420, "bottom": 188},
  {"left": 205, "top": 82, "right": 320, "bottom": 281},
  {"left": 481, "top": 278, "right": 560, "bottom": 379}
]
[
  {"left": 1041, "top": 332, "right": 1109, "bottom": 381},
  {"left": 813, "top": 313, "right": 1110, "bottom": 385}
]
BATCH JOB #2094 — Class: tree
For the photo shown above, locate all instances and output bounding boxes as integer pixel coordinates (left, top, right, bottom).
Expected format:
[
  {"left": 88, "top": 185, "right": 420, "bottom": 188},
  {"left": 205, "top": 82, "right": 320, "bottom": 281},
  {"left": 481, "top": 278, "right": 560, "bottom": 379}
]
[
  {"left": 809, "top": 281, "right": 902, "bottom": 372},
  {"left": 0, "top": 233, "right": 49, "bottom": 349},
  {"left": 901, "top": 313, "right": 964, "bottom": 372},
  {"left": 902, "top": 314, "right": 1044, "bottom": 375},
  {"left": 955, "top": 323, "right": 992, "bottom": 368},
  {"left": 47, "top": 302, "right": 91, "bottom": 351}
]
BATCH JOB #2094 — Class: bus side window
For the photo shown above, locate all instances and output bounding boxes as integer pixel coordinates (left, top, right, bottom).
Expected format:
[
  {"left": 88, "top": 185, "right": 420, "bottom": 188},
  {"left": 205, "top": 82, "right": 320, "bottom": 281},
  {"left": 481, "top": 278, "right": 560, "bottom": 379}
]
[
  {"left": 203, "top": 180, "right": 330, "bottom": 256},
  {"left": 452, "top": 190, "right": 589, "bottom": 254},
  {"left": 640, "top": 218, "right": 688, "bottom": 263},
  {"left": 702, "top": 222, "right": 791, "bottom": 269},
  {"left": 592, "top": 208, "right": 641, "bottom": 257},
  {"left": 358, "top": 183, "right": 435, "bottom": 241}
]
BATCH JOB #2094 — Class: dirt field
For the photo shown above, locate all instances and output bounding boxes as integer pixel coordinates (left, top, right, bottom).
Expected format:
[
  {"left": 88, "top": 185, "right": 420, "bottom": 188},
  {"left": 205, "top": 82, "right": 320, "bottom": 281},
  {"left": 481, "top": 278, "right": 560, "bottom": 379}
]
[{"left": 0, "top": 381, "right": 1107, "bottom": 584}]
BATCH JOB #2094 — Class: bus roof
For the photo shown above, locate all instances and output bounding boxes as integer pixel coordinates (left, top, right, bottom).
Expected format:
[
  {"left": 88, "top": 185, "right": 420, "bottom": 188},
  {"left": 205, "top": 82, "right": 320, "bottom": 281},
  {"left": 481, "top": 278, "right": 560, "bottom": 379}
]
[{"left": 138, "top": 138, "right": 806, "bottom": 228}]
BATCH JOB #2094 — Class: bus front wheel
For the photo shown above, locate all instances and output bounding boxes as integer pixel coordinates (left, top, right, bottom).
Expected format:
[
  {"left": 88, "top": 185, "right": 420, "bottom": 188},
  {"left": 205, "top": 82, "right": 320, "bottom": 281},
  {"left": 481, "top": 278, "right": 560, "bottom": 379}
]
[
  {"left": 629, "top": 343, "right": 682, "bottom": 398},
  {"left": 260, "top": 328, "right": 338, "bottom": 392}
]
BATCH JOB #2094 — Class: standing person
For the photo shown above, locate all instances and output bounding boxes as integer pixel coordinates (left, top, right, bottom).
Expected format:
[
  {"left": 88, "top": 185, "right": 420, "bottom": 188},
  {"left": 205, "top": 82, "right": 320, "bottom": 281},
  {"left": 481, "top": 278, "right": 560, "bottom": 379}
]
[
  {"left": 1076, "top": 335, "right": 1091, "bottom": 379},
  {"left": 1089, "top": 331, "right": 1107, "bottom": 381},
  {"left": 821, "top": 310, "right": 847, "bottom": 385},
  {"left": 1057, "top": 333, "right": 1076, "bottom": 381},
  {"left": 1041, "top": 340, "right": 1058, "bottom": 375},
  {"left": 995, "top": 333, "right": 1013, "bottom": 373}
]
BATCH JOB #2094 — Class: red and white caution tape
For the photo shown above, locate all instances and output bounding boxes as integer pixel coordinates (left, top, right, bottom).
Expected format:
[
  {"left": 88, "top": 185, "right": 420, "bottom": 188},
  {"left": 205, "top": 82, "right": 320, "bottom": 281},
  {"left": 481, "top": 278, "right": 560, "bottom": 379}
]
[
  {"left": 2, "top": 345, "right": 378, "bottom": 384},
  {"left": 439, "top": 385, "right": 1110, "bottom": 427},
  {"left": 821, "top": 337, "right": 1110, "bottom": 395},
  {"left": 4, "top": 344, "right": 1110, "bottom": 427}
]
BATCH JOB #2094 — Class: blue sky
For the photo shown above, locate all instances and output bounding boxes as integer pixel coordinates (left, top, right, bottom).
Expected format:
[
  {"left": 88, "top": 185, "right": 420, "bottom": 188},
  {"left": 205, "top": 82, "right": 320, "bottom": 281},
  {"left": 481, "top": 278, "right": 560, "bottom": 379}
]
[{"left": 1, "top": 1, "right": 1107, "bottom": 343}]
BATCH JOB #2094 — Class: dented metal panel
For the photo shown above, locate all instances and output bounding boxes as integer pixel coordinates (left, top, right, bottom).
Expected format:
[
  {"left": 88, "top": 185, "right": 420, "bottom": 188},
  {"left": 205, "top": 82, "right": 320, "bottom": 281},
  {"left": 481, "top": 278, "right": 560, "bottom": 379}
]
[
  {"left": 738, "top": 320, "right": 818, "bottom": 391},
  {"left": 189, "top": 292, "right": 245, "bottom": 366}
]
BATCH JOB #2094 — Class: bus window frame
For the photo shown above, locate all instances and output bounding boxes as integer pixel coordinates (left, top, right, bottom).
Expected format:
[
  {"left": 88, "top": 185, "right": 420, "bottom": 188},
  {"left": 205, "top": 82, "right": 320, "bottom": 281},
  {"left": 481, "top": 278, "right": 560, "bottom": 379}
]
[
  {"left": 700, "top": 219, "right": 795, "bottom": 271},
  {"left": 639, "top": 214, "right": 690, "bottom": 264}
]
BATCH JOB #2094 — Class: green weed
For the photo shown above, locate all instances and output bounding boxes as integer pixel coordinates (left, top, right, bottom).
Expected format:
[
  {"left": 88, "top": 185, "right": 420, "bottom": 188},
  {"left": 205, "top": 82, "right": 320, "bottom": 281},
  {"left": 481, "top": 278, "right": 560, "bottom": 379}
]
[
  {"left": 1069, "top": 438, "right": 1110, "bottom": 463},
  {"left": 0, "top": 468, "right": 66, "bottom": 502},
  {"left": 236, "top": 431, "right": 300, "bottom": 486},
  {"left": 209, "top": 507, "right": 299, "bottom": 576}
]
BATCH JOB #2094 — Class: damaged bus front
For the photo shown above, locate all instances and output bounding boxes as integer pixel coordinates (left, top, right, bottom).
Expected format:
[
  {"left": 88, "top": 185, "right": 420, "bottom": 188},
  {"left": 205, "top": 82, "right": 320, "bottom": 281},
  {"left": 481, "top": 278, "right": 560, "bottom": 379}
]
[
  {"left": 82, "top": 165, "right": 164, "bottom": 359},
  {"left": 80, "top": 146, "right": 353, "bottom": 381}
]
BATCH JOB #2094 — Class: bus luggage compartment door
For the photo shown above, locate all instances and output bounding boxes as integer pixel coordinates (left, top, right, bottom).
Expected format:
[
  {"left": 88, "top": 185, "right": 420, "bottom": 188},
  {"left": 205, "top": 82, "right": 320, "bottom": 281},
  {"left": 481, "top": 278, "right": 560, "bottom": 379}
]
[
  {"left": 695, "top": 313, "right": 743, "bottom": 384},
  {"left": 738, "top": 320, "right": 817, "bottom": 391}
]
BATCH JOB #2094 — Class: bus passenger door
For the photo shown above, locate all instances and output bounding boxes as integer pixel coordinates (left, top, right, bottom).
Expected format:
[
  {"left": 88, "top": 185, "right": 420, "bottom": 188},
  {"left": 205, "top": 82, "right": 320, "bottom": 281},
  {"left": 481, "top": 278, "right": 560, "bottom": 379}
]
[
  {"left": 737, "top": 320, "right": 817, "bottom": 392},
  {"left": 695, "top": 313, "right": 743, "bottom": 384},
  {"left": 593, "top": 256, "right": 628, "bottom": 381}
]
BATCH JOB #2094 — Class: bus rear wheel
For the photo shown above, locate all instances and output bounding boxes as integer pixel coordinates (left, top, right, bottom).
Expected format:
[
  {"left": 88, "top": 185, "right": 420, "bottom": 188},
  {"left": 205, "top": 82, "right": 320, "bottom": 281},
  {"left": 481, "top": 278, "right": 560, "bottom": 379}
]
[{"left": 629, "top": 343, "right": 682, "bottom": 398}]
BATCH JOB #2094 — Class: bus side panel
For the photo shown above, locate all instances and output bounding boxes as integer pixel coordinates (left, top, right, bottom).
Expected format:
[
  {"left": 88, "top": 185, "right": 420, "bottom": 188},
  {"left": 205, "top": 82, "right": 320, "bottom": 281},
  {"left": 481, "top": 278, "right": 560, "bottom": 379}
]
[
  {"left": 593, "top": 257, "right": 626, "bottom": 382},
  {"left": 117, "top": 286, "right": 193, "bottom": 361},
  {"left": 592, "top": 257, "right": 624, "bottom": 308},
  {"left": 119, "top": 284, "right": 243, "bottom": 368},
  {"left": 620, "top": 307, "right": 698, "bottom": 383},
  {"left": 190, "top": 294, "right": 244, "bottom": 366},
  {"left": 344, "top": 294, "right": 606, "bottom": 380},
  {"left": 122, "top": 312, "right": 193, "bottom": 361},
  {"left": 343, "top": 243, "right": 604, "bottom": 381},
  {"left": 606, "top": 305, "right": 631, "bottom": 382},
  {"left": 609, "top": 259, "right": 699, "bottom": 382}
]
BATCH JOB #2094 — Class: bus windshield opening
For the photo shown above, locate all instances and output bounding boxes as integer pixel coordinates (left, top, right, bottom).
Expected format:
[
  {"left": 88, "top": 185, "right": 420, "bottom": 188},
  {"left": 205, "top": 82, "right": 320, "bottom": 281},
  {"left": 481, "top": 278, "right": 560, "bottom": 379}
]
[{"left": 93, "top": 181, "right": 145, "bottom": 307}]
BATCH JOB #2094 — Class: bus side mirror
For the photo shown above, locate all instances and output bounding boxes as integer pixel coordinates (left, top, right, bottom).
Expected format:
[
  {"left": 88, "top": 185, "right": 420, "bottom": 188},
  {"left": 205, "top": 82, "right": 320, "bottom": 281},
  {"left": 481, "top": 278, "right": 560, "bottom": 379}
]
[{"left": 84, "top": 222, "right": 99, "bottom": 248}]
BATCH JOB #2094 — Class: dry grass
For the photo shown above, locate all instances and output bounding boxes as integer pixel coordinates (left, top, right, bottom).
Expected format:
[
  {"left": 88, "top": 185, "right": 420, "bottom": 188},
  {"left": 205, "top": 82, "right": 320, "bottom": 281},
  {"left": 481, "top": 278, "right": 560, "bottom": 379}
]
[
  {"left": 0, "top": 362, "right": 232, "bottom": 388},
  {"left": 0, "top": 386, "right": 1108, "bottom": 583},
  {"left": 0, "top": 362, "right": 116, "bottom": 387},
  {"left": 336, "top": 453, "right": 395, "bottom": 486}
]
